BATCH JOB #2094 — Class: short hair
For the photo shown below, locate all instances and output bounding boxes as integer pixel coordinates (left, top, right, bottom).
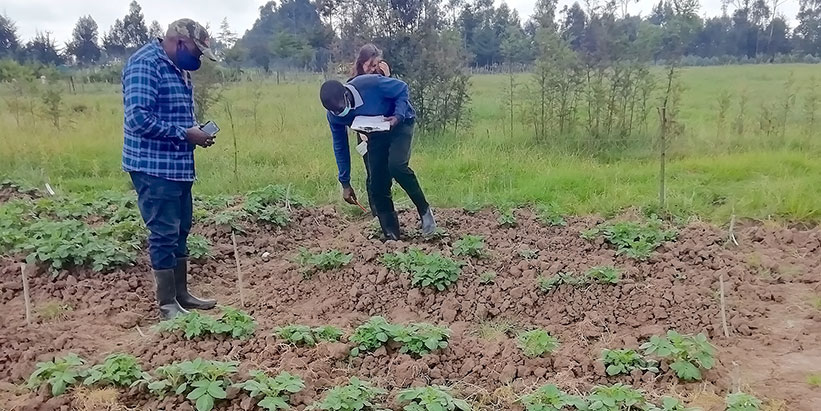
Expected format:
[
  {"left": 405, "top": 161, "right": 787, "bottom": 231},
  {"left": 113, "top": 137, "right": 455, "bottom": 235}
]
[{"left": 320, "top": 80, "right": 347, "bottom": 112}]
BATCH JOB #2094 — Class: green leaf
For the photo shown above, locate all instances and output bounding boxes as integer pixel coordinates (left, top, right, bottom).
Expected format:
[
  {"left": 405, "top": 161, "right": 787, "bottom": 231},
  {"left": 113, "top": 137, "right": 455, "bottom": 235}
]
[
  {"left": 196, "top": 394, "right": 215, "bottom": 411},
  {"left": 670, "top": 360, "right": 702, "bottom": 381},
  {"left": 207, "top": 381, "right": 227, "bottom": 399}
]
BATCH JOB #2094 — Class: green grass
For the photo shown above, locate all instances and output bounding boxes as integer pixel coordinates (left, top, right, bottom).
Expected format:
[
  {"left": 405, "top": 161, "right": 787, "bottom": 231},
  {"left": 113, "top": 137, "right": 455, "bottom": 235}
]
[{"left": 1, "top": 64, "right": 820, "bottom": 222}]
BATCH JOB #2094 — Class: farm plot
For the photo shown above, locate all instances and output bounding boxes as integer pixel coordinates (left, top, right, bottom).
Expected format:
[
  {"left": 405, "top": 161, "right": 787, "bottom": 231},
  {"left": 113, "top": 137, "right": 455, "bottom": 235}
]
[{"left": 0, "top": 183, "right": 820, "bottom": 410}]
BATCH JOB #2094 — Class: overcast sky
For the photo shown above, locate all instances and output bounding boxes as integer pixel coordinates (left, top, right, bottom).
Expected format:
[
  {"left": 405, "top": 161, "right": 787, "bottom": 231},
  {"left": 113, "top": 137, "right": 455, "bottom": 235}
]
[{"left": 3, "top": 0, "right": 801, "bottom": 44}]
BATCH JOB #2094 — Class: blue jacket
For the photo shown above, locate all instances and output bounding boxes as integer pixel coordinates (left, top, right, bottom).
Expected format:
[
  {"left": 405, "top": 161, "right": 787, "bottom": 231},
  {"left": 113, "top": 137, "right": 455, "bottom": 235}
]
[{"left": 326, "top": 74, "right": 416, "bottom": 187}]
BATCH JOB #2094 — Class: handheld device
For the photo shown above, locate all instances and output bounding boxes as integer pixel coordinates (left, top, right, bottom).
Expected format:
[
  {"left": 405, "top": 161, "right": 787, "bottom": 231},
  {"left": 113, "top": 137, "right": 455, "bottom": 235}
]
[{"left": 200, "top": 121, "right": 220, "bottom": 137}]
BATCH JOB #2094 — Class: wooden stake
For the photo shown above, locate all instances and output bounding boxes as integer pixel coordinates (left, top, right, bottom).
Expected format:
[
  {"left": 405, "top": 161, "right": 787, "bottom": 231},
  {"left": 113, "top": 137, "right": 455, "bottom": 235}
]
[
  {"left": 20, "top": 263, "right": 32, "bottom": 325},
  {"left": 729, "top": 214, "right": 739, "bottom": 246},
  {"left": 720, "top": 273, "right": 730, "bottom": 338},
  {"left": 231, "top": 231, "right": 246, "bottom": 307}
]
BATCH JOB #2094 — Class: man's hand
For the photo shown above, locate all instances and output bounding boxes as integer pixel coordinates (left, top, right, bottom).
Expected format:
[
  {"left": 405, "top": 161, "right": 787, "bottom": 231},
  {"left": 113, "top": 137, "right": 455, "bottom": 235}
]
[
  {"left": 385, "top": 116, "right": 400, "bottom": 127},
  {"left": 342, "top": 186, "right": 357, "bottom": 205},
  {"left": 185, "top": 126, "right": 215, "bottom": 147}
]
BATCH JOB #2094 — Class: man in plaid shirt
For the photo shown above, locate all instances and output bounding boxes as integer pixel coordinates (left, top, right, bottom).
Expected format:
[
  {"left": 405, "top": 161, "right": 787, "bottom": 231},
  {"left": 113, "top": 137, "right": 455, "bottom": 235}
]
[{"left": 122, "top": 19, "right": 218, "bottom": 319}]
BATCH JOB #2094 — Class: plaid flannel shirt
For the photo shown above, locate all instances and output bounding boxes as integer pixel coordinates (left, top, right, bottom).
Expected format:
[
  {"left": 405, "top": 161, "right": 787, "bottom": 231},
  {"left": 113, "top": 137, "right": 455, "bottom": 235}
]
[{"left": 121, "top": 40, "right": 197, "bottom": 182}]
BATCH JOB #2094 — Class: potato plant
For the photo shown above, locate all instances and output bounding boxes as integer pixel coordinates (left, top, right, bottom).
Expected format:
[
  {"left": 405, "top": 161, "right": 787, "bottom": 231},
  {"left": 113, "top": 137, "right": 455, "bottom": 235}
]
[
  {"left": 517, "top": 329, "right": 560, "bottom": 358},
  {"left": 601, "top": 349, "right": 658, "bottom": 376},
  {"left": 83, "top": 353, "right": 149, "bottom": 388},
  {"left": 143, "top": 359, "right": 238, "bottom": 411},
  {"left": 397, "top": 385, "right": 470, "bottom": 411},
  {"left": 26, "top": 353, "right": 86, "bottom": 396},
  {"left": 520, "top": 384, "right": 586, "bottom": 411},
  {"left": 383, "top": 249, "right": 462, "bottom": 291},
  {"left": 518, "top": 248, "right": 539, "bottom": 259},
  {"left": 233, "top": 370, "right": 305, "bottom": 411},
  {"left": 537, "top": 272, "right": 586, "bottom": 292},
  {"left": 187, "top": 234, "right": 212, "bottom": 260},
  {"left": 585, "top": 220, "right": 677, "bottom": 260},
  {"left": 641, "top": 331, "right": 715, "bottom": 381},
  {"left": 393, "top": 323, "right": 451, "bottom": 357},
  {"left": 452, "top": 234, "right": 487, "bottom": 258},
  {"left": 157, "top": 307, "right": 256, "bottom": 340},
  {"left": 242, "top": 185, "right": 308, "bottom": 227},
  {"left": 536, "top": 204, "right": 567, "bottom": 227},
  {"left": 725, "top": 392, "right": 762, "bottom": 411},
  {"left": 307, "top": 377, "right": 386, "bottom": 411},
  {"left": 648, "top": 397, "right": 697, "bottom": 411},
  {"left": 586, "top": 266, "right": 621, "bottom": 284},
  {"left": 497, "top": 208, "right": 518, "bottom": 227},
  {"left": 274, "top": 324, "right": 343, "bottom": 347},
  {"left": 586, "top": 383, "right": 648, "bottom": 411},
  {"left": 296, "top": 248, "right": 353, "bottom": 272},
  {"left": 479, "top": 271, "right": 497, "bottom": 285},
  {"left": 349, "top": 316, "right": 401, "bottom": 357}
]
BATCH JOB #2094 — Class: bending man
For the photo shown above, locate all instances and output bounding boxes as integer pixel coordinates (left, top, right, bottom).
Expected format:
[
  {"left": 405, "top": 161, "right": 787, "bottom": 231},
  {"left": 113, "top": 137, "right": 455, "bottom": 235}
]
[{"left": 320, "top": 74, "right": 436, "bottom": 240}]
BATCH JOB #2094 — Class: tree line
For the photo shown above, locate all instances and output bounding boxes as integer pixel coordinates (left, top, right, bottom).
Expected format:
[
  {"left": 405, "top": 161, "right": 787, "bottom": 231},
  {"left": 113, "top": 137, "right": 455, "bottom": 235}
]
[{"left": 1, "top": 0, "right": 821, "bottom": 71}]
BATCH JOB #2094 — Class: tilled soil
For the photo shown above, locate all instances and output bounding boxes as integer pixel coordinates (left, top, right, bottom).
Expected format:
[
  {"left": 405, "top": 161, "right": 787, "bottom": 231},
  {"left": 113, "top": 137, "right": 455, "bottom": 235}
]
[{"left": 1, "top": 206, "right": 820, "bottom": 410}]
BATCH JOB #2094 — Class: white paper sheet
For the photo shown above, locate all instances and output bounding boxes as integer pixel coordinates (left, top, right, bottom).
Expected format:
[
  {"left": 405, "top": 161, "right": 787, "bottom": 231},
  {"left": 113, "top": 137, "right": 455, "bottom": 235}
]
[{"left": 351, "top": 116, "right": 390, "bottom": 133}]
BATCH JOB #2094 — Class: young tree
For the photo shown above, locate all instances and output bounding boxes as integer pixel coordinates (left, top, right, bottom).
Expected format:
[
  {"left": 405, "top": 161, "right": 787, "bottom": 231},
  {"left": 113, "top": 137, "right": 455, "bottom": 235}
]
[
  {"left": 24, "top": 32, "right": 64, "bottom": 65},
  {"left": 148, "top": 20, "right": 164, "bottom": 39},
  {"left": 0, "top": 14, "right": 21, "bottom": 59},
  {"left": 122, "top": 0, "right": 150, "bottom": 52},
  {"left": 103, "top": 19, "right": 128, "bottom": 59},
  {"left": 795, "top": 0, "right": 821, "bottom": 56},
  {"left": 67, "top": 15, "right": 102, "bottom": 66}
]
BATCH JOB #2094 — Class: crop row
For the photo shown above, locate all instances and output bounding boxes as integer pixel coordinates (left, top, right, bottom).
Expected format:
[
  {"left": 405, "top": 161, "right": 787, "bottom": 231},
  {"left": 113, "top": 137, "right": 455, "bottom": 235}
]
[
  {"left": 0, "top": 182, "right": 677, "bottom": 274},
  {"left": 158, "top": 308, "right": 718, "bottom": 384},
  {"left": 27, "top": 352, "right": 761, "bottom": 411}
]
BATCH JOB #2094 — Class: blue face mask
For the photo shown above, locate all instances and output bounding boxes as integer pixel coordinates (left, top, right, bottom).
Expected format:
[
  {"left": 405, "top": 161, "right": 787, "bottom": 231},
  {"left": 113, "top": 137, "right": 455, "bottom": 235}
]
[
  {"left": 335, "top": 106, "right": 351, "bottom": 117},
  {"left": 333, "top": 94, "right": 352, "bottom": 117},
  {"left": 176, "top": 41, "right": 202, "bottom": 71}
]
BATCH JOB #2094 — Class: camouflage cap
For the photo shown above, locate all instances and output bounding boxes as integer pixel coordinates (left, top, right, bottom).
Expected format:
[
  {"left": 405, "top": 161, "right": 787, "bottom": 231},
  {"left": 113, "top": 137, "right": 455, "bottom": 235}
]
[{"left": 168, "top": 18, "right": 217, "bottom": 61}]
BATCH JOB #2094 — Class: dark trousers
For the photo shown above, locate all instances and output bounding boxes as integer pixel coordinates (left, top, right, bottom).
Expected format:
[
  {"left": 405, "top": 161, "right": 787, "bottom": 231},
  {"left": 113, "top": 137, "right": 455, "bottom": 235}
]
[
  {"left": 130, "top": 172, "right": 192, "bottom": 270},
  {"left": 357, "top": 134, "right": 376, "bottom": 217},
  {"left": 366, "top": 120, "right": 429, "bottom": 217}
]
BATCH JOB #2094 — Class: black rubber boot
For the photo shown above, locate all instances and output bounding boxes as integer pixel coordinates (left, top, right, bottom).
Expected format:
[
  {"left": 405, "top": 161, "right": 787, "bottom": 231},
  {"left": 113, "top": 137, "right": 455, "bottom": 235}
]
[
  {"left": 420, "top": 207, "right": 437, "bottom": 236},
  {"left": 154, "top": 269, "right": 188, "bottom": 320},
  {"left": 377, "top": 212, "right": 401, "bottom": 241},
  {"left": 174, "top": 258, "right": 217, "bottom": 310}
]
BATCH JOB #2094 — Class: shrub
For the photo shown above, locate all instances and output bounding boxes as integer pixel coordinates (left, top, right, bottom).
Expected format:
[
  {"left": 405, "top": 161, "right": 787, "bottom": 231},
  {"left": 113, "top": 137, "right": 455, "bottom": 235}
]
[
  {"left": 536, "top": 204, "right": 567, "bottom": 227},
  {"left": 296, "top": 248, "right": 353, "bottom": 272}
]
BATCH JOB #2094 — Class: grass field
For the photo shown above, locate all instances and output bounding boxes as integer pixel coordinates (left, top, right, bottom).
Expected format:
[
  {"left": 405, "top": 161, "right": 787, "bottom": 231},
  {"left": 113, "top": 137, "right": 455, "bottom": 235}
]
[{"left": 1, "top": 64, "right": 819, "bottom": 223}]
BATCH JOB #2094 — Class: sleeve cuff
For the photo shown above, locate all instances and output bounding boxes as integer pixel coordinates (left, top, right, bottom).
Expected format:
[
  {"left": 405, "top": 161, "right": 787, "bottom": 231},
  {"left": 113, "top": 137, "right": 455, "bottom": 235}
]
[
  {"left": 394, "top": 114, "right": 405, "bottom": 123},
  {"left": 174, "top": 126, "right": 187, "bottom": 142}
]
